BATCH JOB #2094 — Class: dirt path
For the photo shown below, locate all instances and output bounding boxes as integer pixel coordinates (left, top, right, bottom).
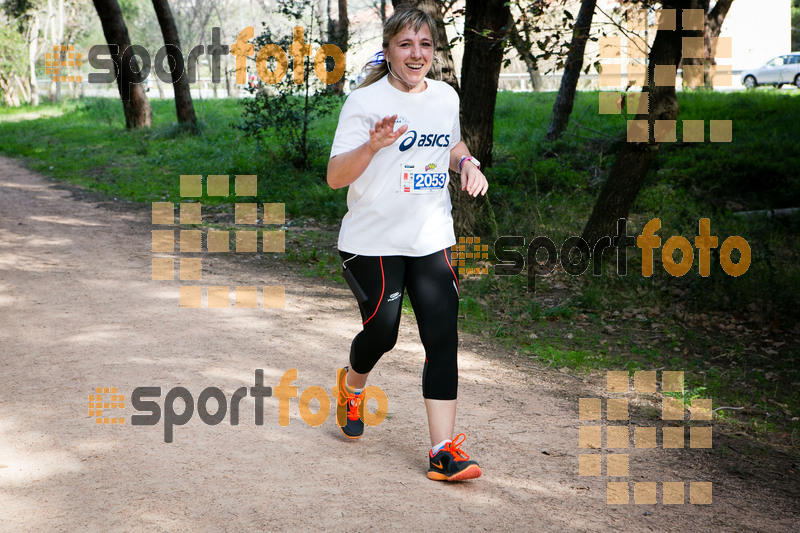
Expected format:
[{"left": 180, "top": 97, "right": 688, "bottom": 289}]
[{"left": 0, "top": 156, "right": 797, "bottom": 532}]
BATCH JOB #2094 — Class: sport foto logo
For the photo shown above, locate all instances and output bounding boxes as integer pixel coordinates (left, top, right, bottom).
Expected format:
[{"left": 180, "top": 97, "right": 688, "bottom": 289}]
[
  {"left": 480, "top": 217, "right": 750, "bottom": 292},
  {"left": 78, "top": 26, "right": 344, "bottom": 100},
  {"left": 92, "top": 369, "right": 388, "bottom": 443}
]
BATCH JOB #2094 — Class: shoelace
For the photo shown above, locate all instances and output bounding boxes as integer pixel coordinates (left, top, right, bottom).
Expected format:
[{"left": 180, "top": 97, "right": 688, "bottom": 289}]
[
  {"left": 338, "top": 382, "right": 361, "bottom": 421},
  {"left": 346, "top": 395, "right": 361, "bottom": 421},
  {"left": 443, "top": 433, "right": 470, "bottom": 461}
]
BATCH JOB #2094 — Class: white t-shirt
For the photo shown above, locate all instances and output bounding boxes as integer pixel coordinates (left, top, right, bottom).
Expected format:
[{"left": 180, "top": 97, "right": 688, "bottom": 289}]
[{"left": 330, "top": 75, "right": 461, "bottom": 257}]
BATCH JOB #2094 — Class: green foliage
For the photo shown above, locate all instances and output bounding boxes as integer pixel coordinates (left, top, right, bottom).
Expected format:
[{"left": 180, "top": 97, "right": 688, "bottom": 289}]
[
  {"left": 117, "top": 0, "right": 143, "bottom": 20},
  {"left": 238, "top": 84, "right": 340, "bottom": 169},
  {"left": 1, "top": 0, "right": 34, "bottom": 30},
  {"left": 0, "top": 97, "right": 347, "bottom": 220},
  {"left": 236, "top": 4, "right": 341, "bottom": 169},
  {"left": 0, "top": 24, "right": 27, "bottom": 78}
]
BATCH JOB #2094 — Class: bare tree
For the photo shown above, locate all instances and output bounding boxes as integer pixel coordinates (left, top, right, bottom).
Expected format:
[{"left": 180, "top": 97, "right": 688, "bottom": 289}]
[
  {"left": 151, "top": 0, "right": 197, "bottom": 124},
  {"left": 91, "top": 0, "right": 153, "bottom": 128},
  {"left": 210, "top": 0, "right": 241, "bottom": 98},
  {"left": 27, "top": 12, "right": 40, "bottom": 105},
  {"left": 376, "top": 0, "right": 387, "bottom": 25},
  {"left": 172, "top": 0, "right": 215, "bottom": 52},
  {"left": 3, "top": 0, "right": 92, "bottom": 105},
  {"left": 507, "top": 0, "right": 548, "bottom": 92},
  {"left": 327, "top": 0, "right": 348, "bottom": 94},
  {"left": 707, "top": 0, "right": 733, "bottom": 41},
  {"left": 545, "top": 0, "right": 595, "bottom": 141},
  {"left": 460, "top": 0, "right": 510, "bottom": 168},
  {"left": 49, "top": 0, "right": 63, "bottom": 101},
  {"left": 0, "top": 23, "right": 26, "bottom": 106},
  {"left": 680, "top": 0, "right": 734, "bottom": 88},
  {"left": 450, "top": 0, "right": 511, "bottom": 235},
  {"left": 582, "top": 0, "right": 691, "bottom": 245},
  {"left": 2, "top": 0, "right": 42, "bottom": 106}
]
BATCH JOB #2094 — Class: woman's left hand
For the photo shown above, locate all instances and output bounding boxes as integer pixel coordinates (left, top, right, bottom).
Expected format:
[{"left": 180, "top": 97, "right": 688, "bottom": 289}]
[{"left": 461, "top": 164, "right": 489, "bottom": 197}]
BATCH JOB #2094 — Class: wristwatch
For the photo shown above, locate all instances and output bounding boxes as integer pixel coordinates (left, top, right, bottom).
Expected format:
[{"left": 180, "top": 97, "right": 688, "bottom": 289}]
[{"left": 458, "top": 155, "right": 481, "bottom": 172}]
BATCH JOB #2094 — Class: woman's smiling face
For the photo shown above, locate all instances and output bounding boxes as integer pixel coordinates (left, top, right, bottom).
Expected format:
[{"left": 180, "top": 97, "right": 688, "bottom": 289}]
[{"left": 385, "top": 23, "right": 434, "bottom": 92}]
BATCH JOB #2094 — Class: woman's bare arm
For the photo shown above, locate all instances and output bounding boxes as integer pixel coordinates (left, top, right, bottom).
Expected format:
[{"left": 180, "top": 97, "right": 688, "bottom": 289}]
[{"left": 327, "top": 114, "right": 408, "bottom": 189}]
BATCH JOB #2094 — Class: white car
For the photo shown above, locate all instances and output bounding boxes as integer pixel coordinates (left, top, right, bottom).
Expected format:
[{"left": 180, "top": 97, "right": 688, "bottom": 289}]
[{"left": 741, "top": 53, "right": 800, "bottom": 89}]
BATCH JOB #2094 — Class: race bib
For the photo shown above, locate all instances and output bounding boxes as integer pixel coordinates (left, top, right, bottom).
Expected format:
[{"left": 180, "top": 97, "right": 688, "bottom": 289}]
[{"left": 399, "top": 162, "right": 448, "bottom": 194}]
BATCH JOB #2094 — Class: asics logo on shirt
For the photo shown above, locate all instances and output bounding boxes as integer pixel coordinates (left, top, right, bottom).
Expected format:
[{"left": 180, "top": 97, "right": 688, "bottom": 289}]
[{"left": 399, "top": 130, "right": 451, "bottom": 152}]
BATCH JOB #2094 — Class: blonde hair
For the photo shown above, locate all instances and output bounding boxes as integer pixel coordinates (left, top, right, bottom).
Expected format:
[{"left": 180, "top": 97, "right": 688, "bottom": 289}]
[{"left": 357, "top": 6, "right": 438, "bottom": 89}]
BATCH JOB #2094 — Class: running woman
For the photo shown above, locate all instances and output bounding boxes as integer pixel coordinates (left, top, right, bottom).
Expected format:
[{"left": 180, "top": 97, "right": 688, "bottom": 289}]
[{"left": 327, "top": 7, "right": 488, "bottom": 482}]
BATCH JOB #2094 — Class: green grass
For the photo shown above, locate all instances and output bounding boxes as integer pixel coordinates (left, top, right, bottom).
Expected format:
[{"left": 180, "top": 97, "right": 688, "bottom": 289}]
[
  {"left": 1, "top": 89, "right": 798, "bottom": 442},
  {"left": 0, "top": 100, "right": 66, "bottom": 118},
  {"left": 0, "top": 98, "right": 347, "bottom": 221}
]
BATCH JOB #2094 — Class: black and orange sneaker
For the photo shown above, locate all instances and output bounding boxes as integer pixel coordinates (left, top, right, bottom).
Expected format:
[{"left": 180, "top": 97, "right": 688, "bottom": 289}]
[
  {"left": 427, "top": 433, "right": 482, "bottom": 482},
  {"left": 335, "top": 366, "right": 364, "bottom": 439}
]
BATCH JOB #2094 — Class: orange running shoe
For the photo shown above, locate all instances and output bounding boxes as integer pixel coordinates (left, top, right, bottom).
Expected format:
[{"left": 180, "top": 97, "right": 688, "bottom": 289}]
[
  {"left": 427, "top": 433, "right": 482, "bottom": 481},
  {"left": 335, "top": 366, "right": 364, "bottom": 439}
]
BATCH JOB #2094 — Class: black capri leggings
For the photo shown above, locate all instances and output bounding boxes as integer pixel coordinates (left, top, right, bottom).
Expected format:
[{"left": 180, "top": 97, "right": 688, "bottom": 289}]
[{"left": 339, "top": 248, "right": 460, "bottom": 400}]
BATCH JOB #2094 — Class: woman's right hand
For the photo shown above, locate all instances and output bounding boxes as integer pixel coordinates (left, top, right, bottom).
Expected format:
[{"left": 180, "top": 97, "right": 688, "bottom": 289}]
[
  {"left": 328, "top": 114, "right": 408, "bottom": 189},
  {"left": 369, "top": 114, "right": 408, "bottom": 154}
]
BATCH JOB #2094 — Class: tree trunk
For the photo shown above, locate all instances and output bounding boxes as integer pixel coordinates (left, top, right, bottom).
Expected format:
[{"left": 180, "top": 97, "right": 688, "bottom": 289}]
[
  {"left": 92, "top": 0, "right": 153, "bottom": 128},
  {"left": 28, "top": 14, "right": 40, "bottom": 106},
  {"left": 393, "top": 0, "right": 459, "bottom": 92},
  {"left": 707, "top": 0, "right": 733, "bottom": 63},
  {"left": 447, "top": 0, "right": 509, "bottom": 236},
  {"left": 581, "top": 0, "right": 691, "bottom": 246},
  {"left": 18, "top": 75, "right": 31, "bottom": 103},
  {"left": 54, "top": 0, "right": 64, "bottom": 102},
  {"left": 708, "top": 0, "right": 733, "bottom": 36},
  {"left": 681, "top": 0, "right": 733, "bottom": 89},
  {"left": 225, "top": 55, "right": 239, "bottom": 97},
  {"left": 151, "top": 0, "right": 197, "bottom": 124},
  {"left": 508, "top": 22, "right": 543, "bottom": 92},
  {"left": 545, "top": 0, "right": 596, "bottom": 141},
  {"left": 460, "top": 0, "right": 510, "bottom": 168},
  {"left": 681, "top": 0, "right": 709, "bottom": 88},
  {"left": 0, "top": 76, "right": 20, "bottom": 107},
  {"left": 155, "top": 76, "right": 165, "bottom": 98},
  {"left": 327, "top": 0, "right": 348, "bottom": 94},
  {"left": 47, "top": 0, "right": 58, "bottom": 102}
]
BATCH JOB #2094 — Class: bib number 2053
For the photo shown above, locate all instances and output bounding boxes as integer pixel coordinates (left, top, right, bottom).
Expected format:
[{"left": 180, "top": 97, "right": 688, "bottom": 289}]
[
  {"left": 414, "top": 172, "right": 446, "bottom": 190},
  {"left": 400, "top": 162, "right": 447, "bottom": 194}
]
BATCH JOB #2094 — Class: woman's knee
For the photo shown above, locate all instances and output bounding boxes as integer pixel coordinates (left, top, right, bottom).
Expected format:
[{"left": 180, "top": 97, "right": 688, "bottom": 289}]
[
  {"left": 370, "top": 327, "right": 399, "bottom": 354},
  {"left": 354, "top": 322, "right": 399, "bottom": 357}
]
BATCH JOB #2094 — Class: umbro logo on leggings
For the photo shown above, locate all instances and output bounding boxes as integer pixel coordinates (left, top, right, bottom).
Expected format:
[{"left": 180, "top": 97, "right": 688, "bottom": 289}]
[{"left": 387, "top": 291, "right": 402, "bottom": 302}]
